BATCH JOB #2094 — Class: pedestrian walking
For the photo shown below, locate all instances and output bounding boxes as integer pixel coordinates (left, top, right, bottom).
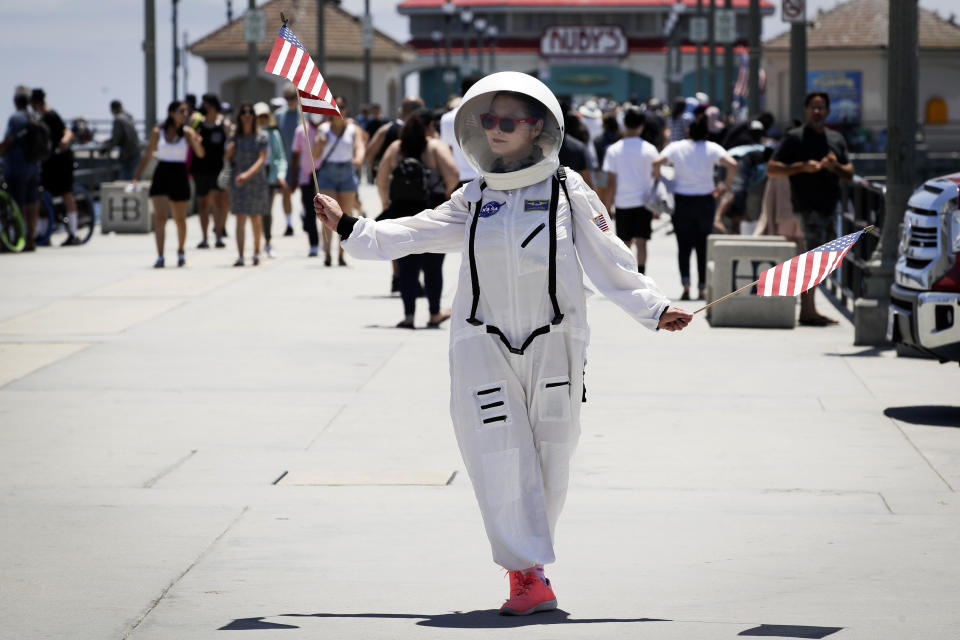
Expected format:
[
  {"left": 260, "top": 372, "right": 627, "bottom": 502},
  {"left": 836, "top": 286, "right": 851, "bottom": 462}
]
[
  {"left": 289, "top": 113, "right": 324, "bottom": 257},
  {"left": 313, "top": 96, "right": 363, "bottom": 267},
  {"left": 591, "top": 111, "right": 621, "bottom": 206},
  {"left": 602, "top": 106, "right": 660, "bottom": 274},
  {"left": 255, "top": 101, "right": 287, "bottom": 258},
  {"left": 640, "top": 97, "right": 667, "bottom": 149},
  {"left": 314, "top": 72, "right": 691, "bottom": 616},
  {"left": 100, "top": 100, "right": 141, "bottom": 180},
  {"left": 767, "top": 91, "right": 854, "bottom": 325},
  {"left": 30, "top": 89, "right": 81, "bottom": 246},
  {"left": 375, "top": 108, "right": 459, "bottom": 328},
  {"left": 0, "top": 86, "right": 41, "bottom": 251},
  {"left": 713, "top": 122, "right": 772, "bottom": 234},
  {"left": 655, "top": 113, "right": 738, "bottom": 300},
  {"left": 132, "top": 100, "right": 205, "bottom": 268},
  {"left": 192, "top": 93, "right": 230, "bottom": 249},
  {"left": 365, "top": 97, "right": 424, "bottom": 184},
  {"left": 559, "top": 110, "right": 595, "bottom": 187},
  {"left": 225, "top": 103, "right": 269, "bottom": 266},
  {"left": 668, "top": 97, "right": 692, "bottom": 143},
  {"left": 440, "top": 77, "right": 481, "bottom": 187},
  {"left": 276, "top": 86, "right": 301, "bottom": 237}
]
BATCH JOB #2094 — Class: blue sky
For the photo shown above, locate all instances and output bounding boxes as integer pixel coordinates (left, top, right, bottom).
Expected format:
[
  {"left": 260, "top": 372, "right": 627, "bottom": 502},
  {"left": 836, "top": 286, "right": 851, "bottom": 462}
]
[{"left": 1, "top": 0, "right": 956, "bottom": 129}]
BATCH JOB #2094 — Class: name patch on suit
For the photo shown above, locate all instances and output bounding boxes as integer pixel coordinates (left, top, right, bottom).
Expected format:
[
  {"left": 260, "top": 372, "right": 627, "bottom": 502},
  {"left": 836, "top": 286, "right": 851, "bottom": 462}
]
[
  {"left": 479, "top": 201, "right": 505, "bottom": 218},
  {"left": 524, "top": 199, "right": 549, "bottom": 211}
]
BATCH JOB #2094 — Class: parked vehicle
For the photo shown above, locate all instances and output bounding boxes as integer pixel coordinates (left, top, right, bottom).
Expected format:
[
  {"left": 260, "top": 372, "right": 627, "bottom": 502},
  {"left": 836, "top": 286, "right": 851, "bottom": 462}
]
[{"left": 888, "top": 172, "right": 960, "bottom": 364}]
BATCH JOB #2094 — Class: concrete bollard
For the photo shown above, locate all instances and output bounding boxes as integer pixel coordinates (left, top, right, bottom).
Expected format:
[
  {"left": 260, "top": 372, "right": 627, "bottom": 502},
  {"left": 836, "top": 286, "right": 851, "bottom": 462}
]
[
  {"left": 100, "top": 182, "right": 154, "bottom": 233},
  {"left": 705, "top": 234, "right": 798, "bottom": 328}
]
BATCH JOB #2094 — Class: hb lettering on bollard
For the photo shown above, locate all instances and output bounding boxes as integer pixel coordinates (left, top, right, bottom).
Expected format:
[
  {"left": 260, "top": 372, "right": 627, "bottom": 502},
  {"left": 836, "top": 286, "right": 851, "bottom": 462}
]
[{"left": 100, "top": 181, "right": 154, "bottom": 233}]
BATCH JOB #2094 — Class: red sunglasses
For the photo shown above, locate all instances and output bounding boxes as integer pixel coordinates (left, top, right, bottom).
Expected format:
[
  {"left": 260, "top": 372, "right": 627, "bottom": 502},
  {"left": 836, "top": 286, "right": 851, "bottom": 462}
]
[{"left": 480, "top": 113, "right": 540, "bottom": 133}]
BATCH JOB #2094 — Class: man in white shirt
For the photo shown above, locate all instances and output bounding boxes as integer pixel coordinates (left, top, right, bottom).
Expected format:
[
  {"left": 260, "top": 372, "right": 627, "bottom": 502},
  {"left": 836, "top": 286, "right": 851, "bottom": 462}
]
[
  {"left": 439, "top": 77, "right": 479, "bottom": 185},
  {"left": 601, "top": 106, "right": 660, "bottom": 273}
]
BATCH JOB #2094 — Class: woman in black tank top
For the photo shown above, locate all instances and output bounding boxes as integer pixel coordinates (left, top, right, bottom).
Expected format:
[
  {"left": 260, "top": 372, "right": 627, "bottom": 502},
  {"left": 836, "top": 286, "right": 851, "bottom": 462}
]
[{"left": 193, "top": 93, "right": 230, "bottom": 248}]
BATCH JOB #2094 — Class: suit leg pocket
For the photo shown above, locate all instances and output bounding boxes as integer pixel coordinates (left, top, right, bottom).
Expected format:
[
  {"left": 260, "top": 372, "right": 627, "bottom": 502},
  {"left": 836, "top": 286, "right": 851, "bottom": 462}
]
[
  {"left": 473, "top": 381, "right": 511, "bottom": 427},
  {"left": 538, "top": 376, "right": 572, "bottom": 422}
]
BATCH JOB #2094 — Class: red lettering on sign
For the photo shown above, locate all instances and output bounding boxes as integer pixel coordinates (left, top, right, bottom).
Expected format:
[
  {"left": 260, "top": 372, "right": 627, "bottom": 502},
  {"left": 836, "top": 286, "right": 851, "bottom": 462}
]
[{"left": 541, "top": 25, "right": 627, "bottom": 57}]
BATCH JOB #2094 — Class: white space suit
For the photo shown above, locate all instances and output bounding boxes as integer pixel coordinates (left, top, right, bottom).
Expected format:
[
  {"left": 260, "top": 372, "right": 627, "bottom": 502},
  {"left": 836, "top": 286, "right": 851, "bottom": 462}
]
[{"left": 340, "top": 73, "right": 669, "bottom": 570}]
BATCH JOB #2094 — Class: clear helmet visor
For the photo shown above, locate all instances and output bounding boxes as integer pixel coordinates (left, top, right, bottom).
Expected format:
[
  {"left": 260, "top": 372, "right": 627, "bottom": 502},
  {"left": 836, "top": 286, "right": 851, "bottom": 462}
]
[{"left": 454, "top": 74, "right": 563, "bottom": 184}]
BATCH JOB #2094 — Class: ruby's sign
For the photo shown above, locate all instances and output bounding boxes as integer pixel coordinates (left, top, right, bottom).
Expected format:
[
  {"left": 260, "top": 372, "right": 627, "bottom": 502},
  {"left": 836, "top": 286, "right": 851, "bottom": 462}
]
[{"left": 540, "top": 26, "right": 628, "bottom": 58}]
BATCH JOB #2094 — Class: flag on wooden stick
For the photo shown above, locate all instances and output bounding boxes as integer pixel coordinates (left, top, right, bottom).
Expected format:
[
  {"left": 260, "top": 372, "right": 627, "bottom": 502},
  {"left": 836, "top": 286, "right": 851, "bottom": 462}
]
[
  {"left": 756, "top": 229, "right": 866, "bottom": 297},
  {"left": 264, "top": 18, "right": 340, "bottom": 116}
]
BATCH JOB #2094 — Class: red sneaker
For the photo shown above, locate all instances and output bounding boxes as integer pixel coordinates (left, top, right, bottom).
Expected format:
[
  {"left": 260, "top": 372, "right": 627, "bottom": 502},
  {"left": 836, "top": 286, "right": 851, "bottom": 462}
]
[{"left": 499, "top": 570, "right": 558, "bottom": 616}]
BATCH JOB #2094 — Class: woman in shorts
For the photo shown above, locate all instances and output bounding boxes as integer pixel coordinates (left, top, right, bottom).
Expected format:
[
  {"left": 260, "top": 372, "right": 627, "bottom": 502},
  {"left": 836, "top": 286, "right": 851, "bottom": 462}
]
[
  {"left": 192, "top": 93, "right": 230, "bottom": 248},
  {"left": 313, "top": 96, "right": 364, "bottom": 267},
  {"left": 133, "top": 100, "right": 205, "bottom": 268}
]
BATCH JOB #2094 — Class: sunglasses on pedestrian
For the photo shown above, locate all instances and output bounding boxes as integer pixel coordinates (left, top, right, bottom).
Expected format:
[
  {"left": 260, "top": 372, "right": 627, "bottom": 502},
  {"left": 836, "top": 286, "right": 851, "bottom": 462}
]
[
  {"left": 239, "top": 109, "right": 255, "bottom": 115},
  {"left": 480, "top": 113, "right": 540, "bottom": 133}
]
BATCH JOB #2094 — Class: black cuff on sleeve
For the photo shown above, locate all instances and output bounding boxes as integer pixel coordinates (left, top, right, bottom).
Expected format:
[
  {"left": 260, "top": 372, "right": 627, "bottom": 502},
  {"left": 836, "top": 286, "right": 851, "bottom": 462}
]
[{"left": 337, "top": 215, "right": 358, "bottom": 239}]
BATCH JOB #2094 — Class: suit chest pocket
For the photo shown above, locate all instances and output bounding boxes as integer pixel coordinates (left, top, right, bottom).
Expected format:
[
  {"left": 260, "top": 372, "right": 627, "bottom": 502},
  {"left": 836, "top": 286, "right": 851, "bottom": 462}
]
[{"left": 518, "top": 217, "right": 550, "bottom": 276}]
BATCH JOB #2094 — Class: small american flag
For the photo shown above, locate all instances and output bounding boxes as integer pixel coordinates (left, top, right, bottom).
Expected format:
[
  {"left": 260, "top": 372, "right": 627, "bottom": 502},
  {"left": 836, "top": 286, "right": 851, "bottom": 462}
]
[
  {"left": 297, "top": 91, "right": 341, "bottom": 116},
  {"left": 593, "top": 213, "right": 610, "bottom": 232},
  {"left": 264, "top": 20, "right": 340, "bottom": 116},
  {"left": 756, "top": 229, "right": 865, "bottom": 297}
]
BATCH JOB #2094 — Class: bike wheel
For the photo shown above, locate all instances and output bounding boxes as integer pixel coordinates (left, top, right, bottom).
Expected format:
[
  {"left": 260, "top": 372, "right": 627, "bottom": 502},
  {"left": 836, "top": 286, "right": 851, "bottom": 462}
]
[
  {"left": 0, "top": 189, "right": 26, "bottom": 252},
  {"left": 75, "top": 185, "right": 95, "bottom": 244}
]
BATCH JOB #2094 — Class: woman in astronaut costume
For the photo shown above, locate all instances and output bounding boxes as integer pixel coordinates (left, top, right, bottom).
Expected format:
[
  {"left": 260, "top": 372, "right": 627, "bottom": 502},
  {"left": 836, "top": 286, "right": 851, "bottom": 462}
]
[{"left": 314, "top": 72, "right": 691, "bottom": 615}]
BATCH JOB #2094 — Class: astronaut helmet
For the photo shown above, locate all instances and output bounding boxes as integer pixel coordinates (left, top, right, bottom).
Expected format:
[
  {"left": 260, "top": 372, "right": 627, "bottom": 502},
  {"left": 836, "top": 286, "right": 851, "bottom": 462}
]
[{"left": 454, "top": 72, "right": 564, "bottom": 191}]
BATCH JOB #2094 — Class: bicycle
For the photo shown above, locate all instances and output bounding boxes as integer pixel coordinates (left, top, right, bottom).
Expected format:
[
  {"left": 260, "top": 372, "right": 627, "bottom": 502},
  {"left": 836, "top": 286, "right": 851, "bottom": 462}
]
[
  {"left": 0, "top": 162, "right": 27, "bottom": 253},
  {"left": 36, "top": 182, "right": 95, "bottom": 246}
]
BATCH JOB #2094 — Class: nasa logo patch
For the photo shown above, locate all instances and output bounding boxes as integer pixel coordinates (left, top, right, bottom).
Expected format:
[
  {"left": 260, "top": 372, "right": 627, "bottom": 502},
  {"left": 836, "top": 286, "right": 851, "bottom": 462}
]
[
  {"left": 479, "top": 200, "right": 505, "bottom": 218},
  {"left": 524, "top": 199, "right": 549, "bottom": 211}
]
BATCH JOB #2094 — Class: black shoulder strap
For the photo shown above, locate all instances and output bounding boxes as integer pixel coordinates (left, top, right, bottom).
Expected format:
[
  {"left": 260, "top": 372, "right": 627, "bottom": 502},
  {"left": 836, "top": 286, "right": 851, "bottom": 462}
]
[
  {"left": 548, "top": 171, "right": 565, "bottom": 325},
  {"left": 556, "top": 166, "right": 573, "bottom": 210},
  {"left": 466, "top": 180, "right": 486, "bottom": 326}
]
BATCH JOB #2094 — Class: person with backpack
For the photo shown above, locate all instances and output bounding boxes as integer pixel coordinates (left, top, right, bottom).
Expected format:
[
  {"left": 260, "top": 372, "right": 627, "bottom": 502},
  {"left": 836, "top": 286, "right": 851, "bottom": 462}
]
[
  {"left": 0, "top": 86, "right": 44, "bottom": 251},
  {"left": 30, "top": 89, "right": 83, "bottom": 246},
  {"left": 314, "top": 72, "right": 691, "bottom": 616},
  {"left": 375, "top": 108, "right": 459, "bottom": 328}
]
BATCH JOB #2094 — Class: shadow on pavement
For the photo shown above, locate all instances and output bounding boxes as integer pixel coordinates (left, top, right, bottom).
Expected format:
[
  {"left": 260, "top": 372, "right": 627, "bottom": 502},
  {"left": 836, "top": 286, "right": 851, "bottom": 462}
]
[
  {"left": 219, "top": 610, "right": 669, "bottom": 630},
  {"left": 884, "top": 405, "right": 960, "bottom": 428},
  {"left": 823, "top": 346, "right": 896, "bottom": 358}
]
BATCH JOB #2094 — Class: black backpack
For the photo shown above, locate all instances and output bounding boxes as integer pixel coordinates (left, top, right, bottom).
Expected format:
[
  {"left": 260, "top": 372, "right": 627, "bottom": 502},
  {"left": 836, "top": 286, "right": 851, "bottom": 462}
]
[
  {"left": 19, "top": 116, "right": 52, "bottom": 164},
  {"left": 389, "top": 156, "right": 431, "bottom": 209}
]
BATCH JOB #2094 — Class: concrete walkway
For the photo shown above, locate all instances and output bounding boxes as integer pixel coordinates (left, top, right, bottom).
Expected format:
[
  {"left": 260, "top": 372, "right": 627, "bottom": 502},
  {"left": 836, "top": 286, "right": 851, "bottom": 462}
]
[{"left": 1, "top": 185, "right": 958, "bottom": 639}]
